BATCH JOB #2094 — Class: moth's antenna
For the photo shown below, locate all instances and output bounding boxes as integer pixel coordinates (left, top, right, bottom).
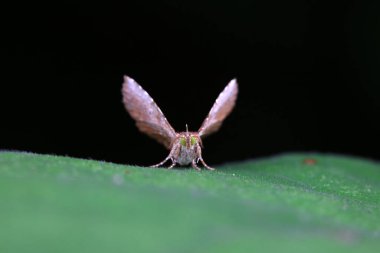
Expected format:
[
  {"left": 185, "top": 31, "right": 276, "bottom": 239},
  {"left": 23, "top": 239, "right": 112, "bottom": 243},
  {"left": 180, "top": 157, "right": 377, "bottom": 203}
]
[{"left": 186, "top": 124, "right": 189, "bottom": 134}]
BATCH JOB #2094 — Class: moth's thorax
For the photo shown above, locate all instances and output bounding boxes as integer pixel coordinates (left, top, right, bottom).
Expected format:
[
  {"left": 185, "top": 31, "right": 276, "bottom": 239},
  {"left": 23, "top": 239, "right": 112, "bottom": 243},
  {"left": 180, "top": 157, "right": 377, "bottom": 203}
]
[{"left": 174, "top": 132, "right": 202, "bottom": 165}]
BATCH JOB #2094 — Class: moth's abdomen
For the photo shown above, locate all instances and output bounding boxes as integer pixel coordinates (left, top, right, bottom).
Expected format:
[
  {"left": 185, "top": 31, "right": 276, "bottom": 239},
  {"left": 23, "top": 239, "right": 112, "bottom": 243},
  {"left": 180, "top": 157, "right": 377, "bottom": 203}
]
[{"left": 177, "top": 146, "right": 198, "bottom": 165}]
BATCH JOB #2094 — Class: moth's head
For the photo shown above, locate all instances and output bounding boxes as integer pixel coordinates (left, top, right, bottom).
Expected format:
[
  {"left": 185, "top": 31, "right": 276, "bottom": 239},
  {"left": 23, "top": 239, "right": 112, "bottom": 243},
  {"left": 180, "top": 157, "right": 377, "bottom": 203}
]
[{"left": 178, "top": 132, "right": 201, "bottom": 148}]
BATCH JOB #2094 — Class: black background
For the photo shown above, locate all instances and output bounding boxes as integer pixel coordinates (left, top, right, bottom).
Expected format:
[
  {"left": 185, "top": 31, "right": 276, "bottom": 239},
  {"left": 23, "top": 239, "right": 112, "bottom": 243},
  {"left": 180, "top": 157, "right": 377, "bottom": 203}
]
[{"left": 2, "top": 1, "right": 380, "bottom": 166}]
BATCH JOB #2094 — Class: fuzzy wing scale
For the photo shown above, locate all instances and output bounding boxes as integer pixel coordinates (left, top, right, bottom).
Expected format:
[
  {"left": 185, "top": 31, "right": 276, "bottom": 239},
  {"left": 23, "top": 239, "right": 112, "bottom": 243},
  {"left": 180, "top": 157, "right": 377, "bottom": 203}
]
[
  {"left": 198, "top": 79, "right": 238, "bottom": 137},
  {"left": 122, "top": 76, "right": 176, "bottom": 149}
]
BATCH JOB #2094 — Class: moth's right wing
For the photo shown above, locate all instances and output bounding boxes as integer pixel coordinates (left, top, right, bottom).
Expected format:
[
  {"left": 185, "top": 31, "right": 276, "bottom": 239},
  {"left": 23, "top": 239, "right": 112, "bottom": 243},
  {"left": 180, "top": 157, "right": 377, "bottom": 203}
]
[
  {"left": 198, "top": 79, "right": 238, "bottom": 138},
  {"left": 122, "top": 76, "right": 177, "bottom": 149}
]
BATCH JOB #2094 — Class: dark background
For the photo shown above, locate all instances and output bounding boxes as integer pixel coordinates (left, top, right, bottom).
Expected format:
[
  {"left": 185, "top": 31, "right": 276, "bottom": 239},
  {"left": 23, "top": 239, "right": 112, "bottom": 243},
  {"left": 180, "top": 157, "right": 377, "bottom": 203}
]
[{"left": 2, "top": 1, "right": 380, "bottom": 166}]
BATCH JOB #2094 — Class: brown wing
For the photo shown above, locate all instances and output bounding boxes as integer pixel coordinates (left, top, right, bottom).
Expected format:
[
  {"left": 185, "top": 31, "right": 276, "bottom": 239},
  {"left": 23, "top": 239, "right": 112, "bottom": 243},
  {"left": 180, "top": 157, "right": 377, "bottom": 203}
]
[
  {"left": 198, "top": 79, "right": 238, "bottom": 138},
  {"left": 122, "top": 76, "right": 176, "bottom": 149}
]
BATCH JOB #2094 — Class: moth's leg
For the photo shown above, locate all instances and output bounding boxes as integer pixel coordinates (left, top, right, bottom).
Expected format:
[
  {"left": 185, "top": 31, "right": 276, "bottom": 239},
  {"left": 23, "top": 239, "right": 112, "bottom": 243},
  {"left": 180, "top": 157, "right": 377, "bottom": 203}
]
[
  {"left": 196, "top": 144, "right": 215, "bottom": 171},
  {"left": 151, "top": 142, "right": 180, "bottom": 168},
  {"left": 168, "top": 159, "right": 177, "bottom": 169},
  {"left": 199, "top": 157, "right": 214, "bottom": 171},
  {"left": 167, "top": 143, "right": 182, "bottom": 169},
  {"left": 150, "top": 154, "right": 171, "bottom": 168},
  {"left": 192, "top": 159, "right": 201, "bottom": 171}
]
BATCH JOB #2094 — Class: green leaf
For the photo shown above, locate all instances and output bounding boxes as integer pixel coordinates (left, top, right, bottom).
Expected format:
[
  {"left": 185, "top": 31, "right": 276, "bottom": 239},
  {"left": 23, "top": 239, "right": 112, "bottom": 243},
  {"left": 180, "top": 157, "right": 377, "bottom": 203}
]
[{"left": 0, "top": 151, "right": 379, "bottom": 253}]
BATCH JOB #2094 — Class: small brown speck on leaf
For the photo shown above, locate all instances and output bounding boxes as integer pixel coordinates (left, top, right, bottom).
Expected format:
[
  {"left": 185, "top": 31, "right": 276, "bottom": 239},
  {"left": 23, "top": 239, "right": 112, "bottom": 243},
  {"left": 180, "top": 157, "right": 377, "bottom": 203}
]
[{"left": 303, "top": 158, "right": 317, "bottom": 165}]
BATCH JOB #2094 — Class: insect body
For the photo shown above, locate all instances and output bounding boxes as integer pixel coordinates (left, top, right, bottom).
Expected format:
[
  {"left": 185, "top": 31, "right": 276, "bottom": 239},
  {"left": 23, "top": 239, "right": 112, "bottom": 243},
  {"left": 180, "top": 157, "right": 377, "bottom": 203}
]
[{"left": 122, "top": 76, "right": 238, "bottom": 170}]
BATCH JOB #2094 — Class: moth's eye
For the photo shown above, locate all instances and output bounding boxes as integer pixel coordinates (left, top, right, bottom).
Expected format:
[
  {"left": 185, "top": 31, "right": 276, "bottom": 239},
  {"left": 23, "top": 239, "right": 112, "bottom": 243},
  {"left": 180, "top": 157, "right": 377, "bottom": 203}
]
[
  {"left": 180, "top": 137, "right": 187, "bottom": 146},
  {"left": 190, "top": 136, "right": 197, "bottom": 146}
]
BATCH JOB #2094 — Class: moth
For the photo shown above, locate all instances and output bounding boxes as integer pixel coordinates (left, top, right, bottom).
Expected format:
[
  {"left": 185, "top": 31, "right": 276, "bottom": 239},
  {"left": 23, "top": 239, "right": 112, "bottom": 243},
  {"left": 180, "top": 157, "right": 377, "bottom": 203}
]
[{"left": 122, "top": 76, "right": 238, "bottom": 170}]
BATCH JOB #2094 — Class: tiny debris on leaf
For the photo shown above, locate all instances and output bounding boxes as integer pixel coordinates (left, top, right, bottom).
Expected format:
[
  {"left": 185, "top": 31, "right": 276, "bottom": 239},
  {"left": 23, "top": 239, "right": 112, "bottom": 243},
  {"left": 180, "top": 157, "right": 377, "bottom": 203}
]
[{"left": 303, "top": 158, "right": 317, "bottom": 165}]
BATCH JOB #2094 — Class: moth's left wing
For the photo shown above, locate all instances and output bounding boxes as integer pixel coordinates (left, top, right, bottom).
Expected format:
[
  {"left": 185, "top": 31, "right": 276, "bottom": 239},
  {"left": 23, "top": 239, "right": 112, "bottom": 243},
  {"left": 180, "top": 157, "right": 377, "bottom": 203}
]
[
  {"left": 122, "top": 76, "right": 177, "bottom": 149},
  {"left": 198, "top": 79, "right": 238, "bottom": 138}
]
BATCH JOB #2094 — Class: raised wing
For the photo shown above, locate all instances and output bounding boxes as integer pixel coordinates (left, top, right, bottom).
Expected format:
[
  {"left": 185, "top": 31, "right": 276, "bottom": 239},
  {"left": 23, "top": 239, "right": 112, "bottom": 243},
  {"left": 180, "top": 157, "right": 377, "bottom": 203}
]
[
  {"left": 198, "top": 79, "right": 238, "bottom": 138},
  {"left": 122, "top": 76, "right": 177, "bottom": 149}
]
